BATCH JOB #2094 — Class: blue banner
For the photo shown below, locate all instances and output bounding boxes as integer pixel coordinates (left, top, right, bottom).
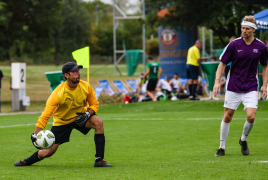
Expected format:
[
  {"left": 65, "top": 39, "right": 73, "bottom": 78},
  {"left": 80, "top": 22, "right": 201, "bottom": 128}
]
[
  {"left": 99, "top": 79, "right": 115, "bottom": 95},
  {"left": 127, "top": 80, "right": 137, "bottom": 92},
  {"left": 113, "top": 80, "right": 129, "bottom": 95},
  {"left": 158, "top": 26, "right": 198, "bottom": 79},
  {"left": 94, "top": 86, "right": 104, "bottom": 99}
]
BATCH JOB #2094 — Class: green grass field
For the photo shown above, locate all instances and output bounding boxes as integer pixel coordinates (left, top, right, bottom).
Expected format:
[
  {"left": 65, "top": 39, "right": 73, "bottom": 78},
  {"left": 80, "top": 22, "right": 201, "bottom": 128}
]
[{"left": 1, "top": 101, "right": 268, "bottom": 179}]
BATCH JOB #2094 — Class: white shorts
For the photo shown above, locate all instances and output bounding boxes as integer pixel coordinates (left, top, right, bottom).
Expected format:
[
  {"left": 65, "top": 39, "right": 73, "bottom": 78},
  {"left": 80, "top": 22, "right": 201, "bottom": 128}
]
[{"left": 224, "top": 90, "right": 258, "bottom": 111}]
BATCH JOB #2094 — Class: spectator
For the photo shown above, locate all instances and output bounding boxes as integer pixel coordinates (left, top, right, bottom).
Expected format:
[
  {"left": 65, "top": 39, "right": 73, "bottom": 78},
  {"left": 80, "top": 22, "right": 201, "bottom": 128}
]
[
  {"left": 136, "top": 73, "right": 147, "bottom": 96},
  {"left": 156, "top": 79, "right": 172, "bottom": 99},
  {"left": 211, "top": 56, "right": 217, "bottom": 62},
  {"left": 186, "top": 39, "right": 209, "bottom": 100},
  {"left": 144, "top": 55, "right": 162, "bottom": 101},
  {"left": 169, "top": 73, "right": 182, "bottom": 94},
  {"left": 0, "top": 69, "right": 4, "bottom": 89}
]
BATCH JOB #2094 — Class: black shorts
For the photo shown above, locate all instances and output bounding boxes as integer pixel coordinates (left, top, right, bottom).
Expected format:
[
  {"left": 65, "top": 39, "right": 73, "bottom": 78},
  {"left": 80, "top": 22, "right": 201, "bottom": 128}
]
[
  {"left": 186, "top": 64, "right": 199, "bottom": 80},
  {"left": 51, "top": 115, "right": 96, "bottom": 144},
  {"left": 147, "top": 78, "right": 158, "bottom": 91}
]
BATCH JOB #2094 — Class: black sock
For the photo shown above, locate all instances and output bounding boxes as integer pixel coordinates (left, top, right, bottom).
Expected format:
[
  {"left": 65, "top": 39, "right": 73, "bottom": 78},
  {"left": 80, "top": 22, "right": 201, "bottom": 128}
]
[
  {"left": 192, "top": 84, "right": 197, "bottom": 98},
  {"left": 94, "top": 134, "right": 105, "bottom": 161},
  {"left": 188, "top": 84, "right": 193, "bottom": 97},
  {"left": 24, "top": 151, "right": 43, "bottom": 165}
]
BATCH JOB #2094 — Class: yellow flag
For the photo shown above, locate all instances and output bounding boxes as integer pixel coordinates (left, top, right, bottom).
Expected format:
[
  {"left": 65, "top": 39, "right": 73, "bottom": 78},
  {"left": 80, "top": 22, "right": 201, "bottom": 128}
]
[{"left": 72, "top": 47, "right": 90, "bottom": 68}]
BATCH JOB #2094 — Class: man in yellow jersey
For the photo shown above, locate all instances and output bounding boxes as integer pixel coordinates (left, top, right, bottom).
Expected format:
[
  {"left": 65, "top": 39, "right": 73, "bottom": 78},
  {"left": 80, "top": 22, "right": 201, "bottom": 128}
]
[
  {"left": 186, "top": 39, "right": 208, "bottom": 100},
  {"left": 14, "top": 62, "right": 112, "bottom": 167}
]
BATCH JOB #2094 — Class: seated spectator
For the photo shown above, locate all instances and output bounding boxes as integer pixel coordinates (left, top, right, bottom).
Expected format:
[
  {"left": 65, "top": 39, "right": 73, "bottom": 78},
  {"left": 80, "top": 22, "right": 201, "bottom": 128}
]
[
  {"left": 136, "top": 73, "right": 147, "bottom": 96},
  {"left": 211, "top": 56, "right": 217, "bottom": 62},
  {"left": 169, "top": 73, "right": 182, "bottom": 94},
  {"left": 156, "top": 79, "right": 172, "bottom": 99},
  {"left": 196, "top": 75, "right": 204, "bottom": 96}
]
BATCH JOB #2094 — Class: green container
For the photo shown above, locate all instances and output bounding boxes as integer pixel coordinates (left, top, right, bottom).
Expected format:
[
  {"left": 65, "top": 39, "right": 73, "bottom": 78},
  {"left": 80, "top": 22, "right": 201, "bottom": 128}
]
[
  {"left": 45, "top": 71, "right": 65, "bottom": 91},
  {"left": 200, "top": 62, "right": 220, "bottom": 91}
]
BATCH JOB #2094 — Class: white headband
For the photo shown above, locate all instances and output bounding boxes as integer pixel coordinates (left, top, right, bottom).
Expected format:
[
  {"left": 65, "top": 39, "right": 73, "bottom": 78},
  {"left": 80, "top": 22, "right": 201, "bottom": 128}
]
[{"left": 241, "top": 21, "right": 257, "bottom": 29}]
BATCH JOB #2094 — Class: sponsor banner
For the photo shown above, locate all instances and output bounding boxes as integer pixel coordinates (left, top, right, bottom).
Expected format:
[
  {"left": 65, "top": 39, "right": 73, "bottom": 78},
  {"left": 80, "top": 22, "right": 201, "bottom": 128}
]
[
  {"left": 127, "top": 80, "right": 137, "bottom": 92},
  {"left": 94, "top": 86, "right": 104, "bottom": 99},
  {"left": 158, "top": 26, "right": 198, "bottom": 79},
  {"left": 113, "top": 80, "right": 129, "bottom": 95},
  {"left": 99, "top": 80, "right": 115, "bottom": 96}
]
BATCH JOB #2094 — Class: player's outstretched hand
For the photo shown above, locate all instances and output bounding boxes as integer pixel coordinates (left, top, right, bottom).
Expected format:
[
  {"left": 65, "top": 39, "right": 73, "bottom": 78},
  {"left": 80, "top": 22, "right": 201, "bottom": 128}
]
[
  {"left": 75, "top": 112, "right": 90, "bottom": 127},
  {"left": 213, "top": 81, "right": 221, "bottom": 97},
  {"left": 31, "top": 133, "right": 41, "bottom": 149},
  {"left": 261, "top": 86, "right": 267, "bottom": 100}
]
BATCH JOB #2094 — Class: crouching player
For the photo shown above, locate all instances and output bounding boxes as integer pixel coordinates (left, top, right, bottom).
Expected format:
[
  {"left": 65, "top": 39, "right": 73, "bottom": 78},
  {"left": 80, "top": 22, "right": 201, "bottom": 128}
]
[{"left": 14, "top": 62, "right": 112, "bottom": 167}]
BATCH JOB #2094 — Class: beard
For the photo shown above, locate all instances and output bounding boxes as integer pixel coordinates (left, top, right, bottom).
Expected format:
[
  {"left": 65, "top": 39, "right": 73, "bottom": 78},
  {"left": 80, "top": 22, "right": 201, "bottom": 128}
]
[{"left": 71, "top": 77, "right": 80, "bottom": 84}]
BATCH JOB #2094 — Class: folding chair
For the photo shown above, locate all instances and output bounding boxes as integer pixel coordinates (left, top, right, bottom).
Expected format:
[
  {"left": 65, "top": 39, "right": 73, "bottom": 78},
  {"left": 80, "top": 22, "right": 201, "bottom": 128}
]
[{"left": 113, "top": 80, "right": 129, "bottom": 95}]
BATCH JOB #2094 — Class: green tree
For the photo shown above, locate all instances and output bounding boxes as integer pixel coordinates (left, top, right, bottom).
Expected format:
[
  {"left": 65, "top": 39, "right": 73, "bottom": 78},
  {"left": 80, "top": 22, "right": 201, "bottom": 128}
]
[
  {"left": 53, "top": 0, "right": 91, "bottom": 65},
  {"left": 84, "top": 1, "right": 145, "bottom": 56},
  {"left": 146, "top": 0, "right": 266, "bottom": 46},
  {"left": 0, "top": 2, "right": 12, "bottom": 60},
  {"left": 0, "top": 0, "right": 62, "bottom": 61}
]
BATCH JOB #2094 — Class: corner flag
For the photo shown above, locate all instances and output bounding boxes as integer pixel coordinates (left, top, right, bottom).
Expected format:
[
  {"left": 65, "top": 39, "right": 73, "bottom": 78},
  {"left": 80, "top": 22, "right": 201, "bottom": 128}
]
[
  {"left": 72, "top": 47, "right": 90, "bottom": 68},
  {"left": 72, "top": 47, "right": 90, "bottom": 83}
]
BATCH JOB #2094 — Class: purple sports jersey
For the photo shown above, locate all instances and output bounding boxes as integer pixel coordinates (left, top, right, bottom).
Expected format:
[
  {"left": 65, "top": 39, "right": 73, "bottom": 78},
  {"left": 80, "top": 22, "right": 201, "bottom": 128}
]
[{"left": 220, "top": 37, "right": 268, "bottom": 93}]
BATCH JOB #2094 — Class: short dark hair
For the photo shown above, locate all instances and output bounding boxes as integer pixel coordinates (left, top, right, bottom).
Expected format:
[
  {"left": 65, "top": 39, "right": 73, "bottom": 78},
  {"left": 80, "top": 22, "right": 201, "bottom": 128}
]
[
  {"left": 211, "top": 56, "right": 217, "bottom": 60},
  {"left": 147, "top": 55, "right": 153, "bottom": 60},
  {"left": 174, "top": 73, "right": 178, "bottom": 76}
]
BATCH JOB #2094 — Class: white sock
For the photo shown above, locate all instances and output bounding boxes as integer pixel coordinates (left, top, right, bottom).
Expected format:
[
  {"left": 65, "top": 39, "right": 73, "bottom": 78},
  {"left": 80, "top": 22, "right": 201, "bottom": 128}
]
[
  {"left": 241, "top": 121, "right": 254, "bottom": 141},
  {"left": 219, "top": 120, "right": 230, "bottom": 150}
]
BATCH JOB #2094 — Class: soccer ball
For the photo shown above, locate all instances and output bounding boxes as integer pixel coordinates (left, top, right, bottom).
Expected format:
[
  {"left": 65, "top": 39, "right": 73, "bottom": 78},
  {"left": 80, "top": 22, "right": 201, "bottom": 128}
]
[{"left": 36, "top": 130, "right": 55, "bottom": 149}]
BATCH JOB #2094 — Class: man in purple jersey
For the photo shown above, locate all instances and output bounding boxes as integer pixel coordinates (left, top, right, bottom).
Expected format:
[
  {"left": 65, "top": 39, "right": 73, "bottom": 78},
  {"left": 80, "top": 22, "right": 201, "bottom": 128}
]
[{"left": 213, "top": 15, "right": 268, "bottom": 156}]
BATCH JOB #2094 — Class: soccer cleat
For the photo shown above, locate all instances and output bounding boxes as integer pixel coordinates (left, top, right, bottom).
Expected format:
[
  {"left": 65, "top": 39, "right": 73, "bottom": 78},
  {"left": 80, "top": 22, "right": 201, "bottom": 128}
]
[
  {"left": 239, "top": 138, "right": 249, "bottom": 155},
  {"left": 189, "top": 97, "right": 199, "bottom": 101},
  {"left": 94, "top": 159, "right": 113, "bottom": 167},
  {"left": 214, "top": 148, "right": 225, "bottom": 157},
  {"left": 14, "top": 160, "right": 27, "bottom": 166}
]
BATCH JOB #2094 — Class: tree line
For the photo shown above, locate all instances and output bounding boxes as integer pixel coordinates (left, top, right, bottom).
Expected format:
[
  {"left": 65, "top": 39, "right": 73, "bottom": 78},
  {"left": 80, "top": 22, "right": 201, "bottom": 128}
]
[
  {"left": 146, "top": 0, "right": 268, "bottom": 49},
  {"left": 0, "top": 0, "right": 157, "bottom": 65},
  {"left": 2, "top": 0, "right": 265, "bottom": 65}
]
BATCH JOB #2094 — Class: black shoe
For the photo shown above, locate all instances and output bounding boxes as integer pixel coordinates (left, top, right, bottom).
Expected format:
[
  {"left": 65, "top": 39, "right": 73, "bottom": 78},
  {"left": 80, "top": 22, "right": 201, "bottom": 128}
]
[
  {"left": 94, "top": 159, "right": 113, "bottom": 167},
  {"left": 239, "top": 138, "right": 249, "bottom": 155},
  {"left": 189, "top": 97, "right": 199, "bottom": 101},
  {"left": 214, "top": 148, "right": 225, "bottom": 157},
  {"left": 14, "top": 160, "right": 27, "bottom": 166}
]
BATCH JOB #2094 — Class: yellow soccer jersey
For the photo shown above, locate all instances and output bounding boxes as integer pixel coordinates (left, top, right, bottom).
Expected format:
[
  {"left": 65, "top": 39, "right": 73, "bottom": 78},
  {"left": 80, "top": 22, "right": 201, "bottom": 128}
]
[
  {"left": 186, "top": 46, "right": 200, "bottom": 66},
  {"left": 36, "top": 80, "right": 99, "bottom": 129}
]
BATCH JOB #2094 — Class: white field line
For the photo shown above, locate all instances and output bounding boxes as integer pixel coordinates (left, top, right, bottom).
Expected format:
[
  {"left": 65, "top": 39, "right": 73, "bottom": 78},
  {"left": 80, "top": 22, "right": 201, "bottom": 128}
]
[
  {"left": 0, "top": 111, "right": 42, "bottom": 116},
  {"left": 2, "top": 117, "right": 268, "bottom": 129},
  {"left": 102, "top": 118, "right": 268, "bottom": 121},
  {"left": 257, "top": 161, "right": 268, "bottom": 163},
  {"left": 0, "top": 122, "right": 52, "bottom": 128}
]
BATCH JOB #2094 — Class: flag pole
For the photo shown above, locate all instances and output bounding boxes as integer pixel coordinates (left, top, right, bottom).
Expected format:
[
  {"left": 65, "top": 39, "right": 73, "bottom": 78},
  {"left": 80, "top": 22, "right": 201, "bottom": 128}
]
[
  {"left": 87, "top": 48, "right": 90, "bottom": 83},
  {"left": 87, "top": 68, "right": 89, "bottom": 83}
]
